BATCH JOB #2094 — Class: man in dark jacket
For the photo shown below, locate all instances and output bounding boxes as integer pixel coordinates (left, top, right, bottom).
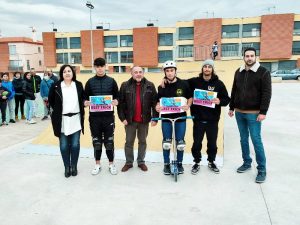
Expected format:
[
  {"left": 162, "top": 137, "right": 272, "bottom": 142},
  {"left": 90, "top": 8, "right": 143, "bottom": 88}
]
[
  {"left": 228, "top": 47, "right": 271, "bottom": 183},
  {"left": 188, "top": 59, "right": 230, "bottom": 175},
  {"left": 84, "top": 58, "right": 119, "bottom": 175},
  {"left": 30, "top": 68, "right": 42, "bottom": 117},
  {"left": 118, "top": 66, "right": 158, "bottom": 172}
]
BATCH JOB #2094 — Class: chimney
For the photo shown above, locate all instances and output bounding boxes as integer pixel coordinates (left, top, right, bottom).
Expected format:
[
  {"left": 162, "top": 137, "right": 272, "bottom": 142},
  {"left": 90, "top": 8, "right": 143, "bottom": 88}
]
[
  {"left": 147, "top": 23, "right": 154, "bottom": 27},
  {"left": 53, "top": 28, "right": 57, "bottom": 32},
  {"left": 96, "top": 26, "right": 103, "bottom": 30}
]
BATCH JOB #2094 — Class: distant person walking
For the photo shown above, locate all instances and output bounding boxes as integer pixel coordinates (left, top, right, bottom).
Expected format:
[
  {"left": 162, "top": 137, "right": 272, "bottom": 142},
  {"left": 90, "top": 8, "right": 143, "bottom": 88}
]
[
  {"left": 13, "top": 72, "right": 25, "bottom": 120},
  {"left": 30, "top": 68, "right": 42, "bottom": 117},
  {"left": 40, "top": 72, "right": 54, "bottom": 120},
  {"left": 212, "top": 41, "right": 218, "bottom": 60}
]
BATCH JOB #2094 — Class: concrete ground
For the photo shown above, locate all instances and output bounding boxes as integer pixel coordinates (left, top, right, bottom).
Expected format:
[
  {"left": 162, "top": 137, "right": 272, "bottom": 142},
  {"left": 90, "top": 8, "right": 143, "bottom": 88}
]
[{"left": 0, "top": 82, "right": 299, "bottom": 225}]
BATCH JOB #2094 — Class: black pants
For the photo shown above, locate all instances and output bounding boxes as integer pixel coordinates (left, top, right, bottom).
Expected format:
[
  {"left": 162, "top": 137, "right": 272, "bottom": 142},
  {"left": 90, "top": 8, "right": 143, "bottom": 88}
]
[
  {"left": 213, "top": 51, "right": 218, "bottom": 60},
  {"left": 191, "top": 120, "right": 219, "bottom": 163},
  {"left": 89, "top": 115, "right": 115, "bottom": 162},
  {"left": 0, "top": 101, "right": 7, "bottom": 122},
  {"left": 15, "top": 95, "right": 25, "bottom": 116}
]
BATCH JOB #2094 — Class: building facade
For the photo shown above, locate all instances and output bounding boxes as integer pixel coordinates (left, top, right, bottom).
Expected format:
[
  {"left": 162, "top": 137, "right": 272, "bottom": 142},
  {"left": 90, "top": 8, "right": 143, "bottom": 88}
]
[
  {"left": 42, "top": 13, "right": 300, "bottom": 73},
  {"left": 0, "top": 37, "right": 44, "bottom": 73}
]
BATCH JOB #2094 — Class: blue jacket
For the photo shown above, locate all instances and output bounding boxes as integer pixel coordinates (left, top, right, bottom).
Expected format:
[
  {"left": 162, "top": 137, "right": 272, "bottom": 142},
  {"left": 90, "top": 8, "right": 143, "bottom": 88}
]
[
  {"left": 1, "top": 81, "right": 15, "bottom": 100},
  {"left": 40, "top": 79, "right": 54, "bottom": 98}
]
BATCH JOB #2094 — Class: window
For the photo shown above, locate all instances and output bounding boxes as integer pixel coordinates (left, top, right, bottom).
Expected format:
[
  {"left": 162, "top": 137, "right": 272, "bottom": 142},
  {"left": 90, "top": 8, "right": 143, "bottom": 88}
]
[
  {"left": 294, "top": 22, "right": 300, "bottom": 35},
  {"left": 242, "top": 42, "right": 260, "bottom": 56},
  {"left": 178, "top": 27, "right": 194, "bottom": 40},
  {"left": 38, "top": 47, "right": 41, "bottom": 53},
  {"left": 120, "top": 35, "right": 133, "bottom": 47},
  {"left": 278, "top": 60, "right": 296, "bottom": 70},
  {"left": 159, "top": 33, "right": 173, "bottom": 46},
  {"left": 242, "top": 23, "right": 261, "bottom": 37},
  {"left": 292, "top": 41, "right": 300, "bottom": 55},
  {"left": 56, "top": 53, "right": 68, "bottom": 64},
  {"left": 9, "top": 60, "right": 22, "bottom": 70},
  {"left": 222, "top": 25, "right": 239, "bottom": 38},
  {"left": 178, "top": 45, "right": 193, "bottom": 58},
  {"left": 105, "top": 52, "right": 119, "bottom": 63},
  {"left": 260, "top": 62, "right": 271, "bottom": 72},
  {"left": 120, "top": 51, "right": 133, "bottom": 63},
  {"left": 104, "top": 36, "right": 118, "bottom": 48},
  {"left": 158, "top": 50, "right": 173, "bottom": 63},
  {"left": 9, "top": 45, "right": 16, "bottom": 55},
  {"left": 56, "top": 38, "right": 68, "bottom": 49},
  {"left": 221, "top": 43, "right": 239, "bottom": 57},
  {"left": 70, "top": 37, "right": 81, "bottom": 49},
  {"left": 39, "top": 60, "right": 42, "bottom": 66},
  {"left": 70, "top": 53, "right": 82, "bottom": 64}
]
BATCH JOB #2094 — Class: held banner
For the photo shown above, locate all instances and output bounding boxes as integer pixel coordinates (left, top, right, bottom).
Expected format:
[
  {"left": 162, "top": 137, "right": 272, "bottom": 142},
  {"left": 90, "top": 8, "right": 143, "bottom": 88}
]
[
  {"left": 160, "top": 97, "right": 187, "bottom": 114},
  {"left": 193, "top": 89, "right": 217, "bottom": 108},
  {"left": 89, "top": 95, "right": 113, "bottom": 112}
]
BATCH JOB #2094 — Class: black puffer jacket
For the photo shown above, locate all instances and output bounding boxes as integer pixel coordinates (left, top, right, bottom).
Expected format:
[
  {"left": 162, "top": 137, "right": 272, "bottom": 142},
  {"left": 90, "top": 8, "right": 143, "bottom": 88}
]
[
  {"left": 84, "top": 74, "right": 118, "bottom": 117},
  {"left": 12, "top": 78, "right": 24, "bottom": 95},
  {"left": 22, "top": 78, "right": 35, "bottom": 100},
  {"left": 118, "top": 77, "right": 158, "bottom": 124},
  {"left": 48, "top": 81, "right": 85, "bottom": 137}
]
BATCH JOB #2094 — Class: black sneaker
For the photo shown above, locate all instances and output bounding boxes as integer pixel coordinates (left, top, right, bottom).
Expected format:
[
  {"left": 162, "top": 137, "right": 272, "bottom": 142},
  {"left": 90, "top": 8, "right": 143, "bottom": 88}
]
[
  {"left": 255, "top": 171, "right": 266, "bottom": 183},
  {"left": 191, "top": 163, "right": 200, "bottom": 175},
  {"left": 163, "top": 164, "right": 171, "bottom": 175},
  {"left": 9, "top": 119, "right": 15, "bottom": 123},
  {"left": 237, "top": 163, "right": 251, "bottom": 173},
  {"left": 208, "top": 162, "right": 220, "bottom": 174},
  {"left": 178, "top": 163, "right": 184, "bottom": 174},
  {"left": 41, "top": 116, "right": 48, "bottom": 121}
]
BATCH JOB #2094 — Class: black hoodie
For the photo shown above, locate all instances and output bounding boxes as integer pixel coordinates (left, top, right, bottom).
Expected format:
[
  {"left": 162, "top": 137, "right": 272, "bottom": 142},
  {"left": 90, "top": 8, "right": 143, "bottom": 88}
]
[{"left": 188, "top": 74, "right": 230, "bottom": 121}]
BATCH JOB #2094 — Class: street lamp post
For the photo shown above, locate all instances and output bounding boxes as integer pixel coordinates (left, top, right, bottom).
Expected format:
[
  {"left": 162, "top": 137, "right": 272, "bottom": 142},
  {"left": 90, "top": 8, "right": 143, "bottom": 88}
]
[{"left": 86, "top": 1, "right": 94, "bottom": 73}]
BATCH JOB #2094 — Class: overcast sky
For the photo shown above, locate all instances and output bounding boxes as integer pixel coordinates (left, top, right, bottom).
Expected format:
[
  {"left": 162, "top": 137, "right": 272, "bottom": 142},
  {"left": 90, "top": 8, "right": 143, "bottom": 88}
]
[{"left": 0, "top": 0, "right": 299, "bottom": 40}]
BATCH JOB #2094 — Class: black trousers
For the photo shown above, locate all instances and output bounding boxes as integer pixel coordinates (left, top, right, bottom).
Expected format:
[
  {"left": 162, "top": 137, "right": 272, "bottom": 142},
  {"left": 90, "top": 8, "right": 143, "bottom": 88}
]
[
  {"left": 0, "top": 101, "right": 7, "bottom": 122},
  {"left": 15, "top": 95, "right": 25, "bottom": 116},
  {"left": 191, "top": 120, "right": 219, "bottom": 163},
  {"left": 89, "top": 115, "right": 115, "bottom": 162}
]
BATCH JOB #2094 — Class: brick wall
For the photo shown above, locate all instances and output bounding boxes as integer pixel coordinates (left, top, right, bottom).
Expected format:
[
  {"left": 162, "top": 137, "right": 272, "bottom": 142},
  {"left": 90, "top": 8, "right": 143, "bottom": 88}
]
[
  {"left": 0, "top": 43, "right": 9, "bottom": 72},
  {"left": 260, "top": 14, "right": 294, "bottom": 59},
  {"left": 81, "top": 30, "right": 104, "bottom": 67},
  {"left": 42, "top": 32, "right": 57, "bottom": 67},
  {"left": 194, "top": 18, "right": 222, "bottom": 60},
  {"left": 133, "top": 27, "right": 158, "bottom": 67}
]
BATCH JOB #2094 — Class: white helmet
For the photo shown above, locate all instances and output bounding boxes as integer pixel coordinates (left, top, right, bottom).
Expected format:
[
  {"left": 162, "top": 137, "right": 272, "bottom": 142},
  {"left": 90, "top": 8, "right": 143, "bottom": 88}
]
[{"left": 162, "top": 60, "right": 177, "bottom": 70}]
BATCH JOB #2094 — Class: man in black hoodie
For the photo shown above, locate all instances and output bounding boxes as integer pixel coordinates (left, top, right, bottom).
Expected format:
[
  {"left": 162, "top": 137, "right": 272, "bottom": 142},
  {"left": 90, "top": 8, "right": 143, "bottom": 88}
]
[
  {"left": 188, "top": 59, "right": 230, "bottom": 175},
  {"left": 228, "top": 47, "right": 271, "bottom": 183}
]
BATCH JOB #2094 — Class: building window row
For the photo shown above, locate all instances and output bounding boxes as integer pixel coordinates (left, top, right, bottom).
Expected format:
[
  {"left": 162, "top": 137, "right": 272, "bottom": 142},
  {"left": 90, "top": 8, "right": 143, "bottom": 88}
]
[
  {"left": 56, "top": 52, "right": 82, "bottom": 64},
  {"left": 56, "top": 37, "right": 81, "bottom": 49}
]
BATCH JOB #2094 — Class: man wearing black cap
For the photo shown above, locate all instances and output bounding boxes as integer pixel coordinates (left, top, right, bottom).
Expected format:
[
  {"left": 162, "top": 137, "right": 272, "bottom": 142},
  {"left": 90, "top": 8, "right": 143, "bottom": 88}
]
[
  {"left": 84, "top": 57, "right": 119, "bottom": 175},
  {"left": 188, "top": 59, "right": 230, "bottom": 175}
]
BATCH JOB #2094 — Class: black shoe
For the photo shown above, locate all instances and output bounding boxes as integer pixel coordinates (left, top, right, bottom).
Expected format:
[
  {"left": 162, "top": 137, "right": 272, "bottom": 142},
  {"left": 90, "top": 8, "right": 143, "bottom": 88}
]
[
  {"left": 64, "top": 166, "right": 71, "bottom": 178},
  {"left": 9, "top": 119, "right": 15, "bottom": 123},
  {"left": 71, "top": 165, "right": 78, "bottom": 176},
  {"left": 191, "top": 163, "right": 200, "bottom": 175},
  {"left": 178, "top": 163, "right": 184, "bottom": 174},
  {"left": 256, "top": 171, "right": 266, "bottom": 183},
  {"left": 163, "top": 164, "right": 171, "bottom": 175},
  {"left": 208, "top": 162, "right": 220, "bottom": 174},
  {"left": 237, "top": 163, "right": 251, "bottom": 173},
  {"left": 41, "top": 116, "right": 48, "bottom": 121}
]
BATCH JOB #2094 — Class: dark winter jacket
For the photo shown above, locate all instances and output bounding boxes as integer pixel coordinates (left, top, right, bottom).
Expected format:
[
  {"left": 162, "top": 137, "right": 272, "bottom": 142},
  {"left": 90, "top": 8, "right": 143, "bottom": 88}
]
[
  {"left": 84, "top": 74, "right": 118, "bottom": 117},
  {"left": 188, "top": 74, "right": 230, "bottom": 121},
  {"left": 22, "top": 79, "right": 35, "bottom": 100},
  {"left": 31, "top": 74, "right": 42, "bottom": 93},
  {"left": 118, "top": 77, "right": 158, "bottom": 124},
  {"left": 229, "top": 64, "right": 271, "bottom": 115},
  {"left": 12, "top": 78, "right": 24, "bottom": 95},
  {"left": 48, "top": 80, "right": 85, "bottom": 137}
]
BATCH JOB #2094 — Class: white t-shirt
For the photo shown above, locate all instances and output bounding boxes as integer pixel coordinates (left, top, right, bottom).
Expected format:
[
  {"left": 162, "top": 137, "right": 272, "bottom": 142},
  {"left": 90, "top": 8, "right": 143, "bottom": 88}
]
[{"left": 61, "top": 81, "right": 81, "bottom": 135}]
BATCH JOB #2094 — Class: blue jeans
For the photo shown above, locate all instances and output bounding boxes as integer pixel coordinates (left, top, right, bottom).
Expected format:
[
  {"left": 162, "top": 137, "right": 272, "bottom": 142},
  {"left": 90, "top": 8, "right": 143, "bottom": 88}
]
[
  {"left": 235, "top": 112, "right": 266, "bottom": 172},
  {"left": 161, "top": 120, "right": 186, "bottom": 164},
  {"left": 59, "top": 130, "right": 81, "bottom": 168},
  {"left": 25, "top": 99, "right": 34, "bottom": 121}
]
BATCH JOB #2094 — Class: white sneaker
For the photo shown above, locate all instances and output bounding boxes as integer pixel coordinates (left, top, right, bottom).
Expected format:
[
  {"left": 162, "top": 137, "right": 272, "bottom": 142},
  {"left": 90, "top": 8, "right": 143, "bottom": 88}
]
[
  {"left": 109, "top": 164, "right": 118, "bottom": 175},
  {"left": 91, "top": 164, "right": 101, "bottom": 175},
  {"left": 29, "top": 119, "right": 37, "bottom": 124}
]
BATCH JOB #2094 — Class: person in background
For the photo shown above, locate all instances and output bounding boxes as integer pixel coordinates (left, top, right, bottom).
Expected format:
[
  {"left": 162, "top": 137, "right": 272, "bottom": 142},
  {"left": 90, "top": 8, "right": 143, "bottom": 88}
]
[
  {"left": 212, "top": 41, "right": 218, "bottom": 60},
  {"left": 1, "top": 72, "right": 16, "bottom": 123},
  {"left": 40, "top": 72, "right": 54, "bottom": 120},
  {"left": 0, "top": 79, "right": 11, "bottom": 126},
  {"left": 48, "top": 64, "right": 85, "bottom": 178},
  {"left": 48, "top": 69, "right": 59, "bottom": 83},
  {"left": 13, "top": 72, "right": 25, "bottom": 120},
  {"left": 22, "top": 72, "right": 36, "bottom": 124},
  {"left": 30, "top": 68, "right": 42, "bottom": 118}
]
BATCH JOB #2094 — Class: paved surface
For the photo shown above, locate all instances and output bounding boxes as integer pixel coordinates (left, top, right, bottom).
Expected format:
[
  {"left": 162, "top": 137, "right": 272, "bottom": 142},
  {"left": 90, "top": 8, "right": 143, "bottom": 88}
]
[{"left": 0, "top": 82, "right": 299, "bottom": 225}]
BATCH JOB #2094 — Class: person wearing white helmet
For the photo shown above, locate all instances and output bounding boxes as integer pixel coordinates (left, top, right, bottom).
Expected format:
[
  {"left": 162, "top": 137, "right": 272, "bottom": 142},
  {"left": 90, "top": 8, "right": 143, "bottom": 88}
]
[{"left": 156, "top": 61, "right": 193, "bottom": 175}]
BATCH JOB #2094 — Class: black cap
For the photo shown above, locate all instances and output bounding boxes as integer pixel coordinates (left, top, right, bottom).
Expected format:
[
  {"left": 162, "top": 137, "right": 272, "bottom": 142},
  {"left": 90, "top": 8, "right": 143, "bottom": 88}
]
[{"left": 94, "top": 57, "right": 106, "bottom": 66}]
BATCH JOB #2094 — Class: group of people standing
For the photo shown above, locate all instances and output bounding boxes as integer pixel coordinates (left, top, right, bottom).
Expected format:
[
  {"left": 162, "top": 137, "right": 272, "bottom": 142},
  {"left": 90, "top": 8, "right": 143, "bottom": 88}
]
[
  {"left": 48, "top": 47, "right": 271, "bottom": 184},
  {"left": 0, "top": 69, "right": 58, "bottom": 126}
]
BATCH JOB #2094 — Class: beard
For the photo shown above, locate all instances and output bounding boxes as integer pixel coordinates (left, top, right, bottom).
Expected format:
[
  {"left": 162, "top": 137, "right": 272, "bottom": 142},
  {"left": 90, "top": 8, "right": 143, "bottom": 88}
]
[{"left": 245, "top": 60, "right": 256, "bottom": 67}]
